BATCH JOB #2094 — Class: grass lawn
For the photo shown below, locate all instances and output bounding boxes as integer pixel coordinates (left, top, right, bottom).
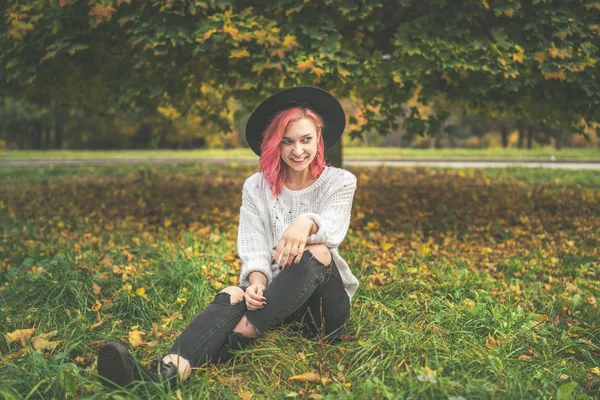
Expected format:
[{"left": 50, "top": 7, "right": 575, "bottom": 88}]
[
  {"left": 1, "top": 146, "right": 599, "bottom": 160},
  {"left": 1, "top": 165, "right": 599, "bottom": 399}
]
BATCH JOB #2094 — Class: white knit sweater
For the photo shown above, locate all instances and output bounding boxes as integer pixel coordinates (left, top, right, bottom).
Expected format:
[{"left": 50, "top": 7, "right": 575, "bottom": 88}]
[{"left": 237, "top": 166, "right": 360, "bottom": 299}]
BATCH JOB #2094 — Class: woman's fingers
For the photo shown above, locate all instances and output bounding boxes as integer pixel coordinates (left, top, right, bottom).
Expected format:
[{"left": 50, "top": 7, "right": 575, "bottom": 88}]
[
  {"left": 245, "top": 293, "right": 264, "bottom": 310},
  {"left": 294, "top": 243, "right": 306, "bottom": 264},
  {"left": 244, "top": 285, "right": 266, "bottom": 310},
  {"left": 277, "top": 239, "right": 306, "bottom": 268},
  {"left": 273, "top": 242, "right": 287, "bottom": 266}
]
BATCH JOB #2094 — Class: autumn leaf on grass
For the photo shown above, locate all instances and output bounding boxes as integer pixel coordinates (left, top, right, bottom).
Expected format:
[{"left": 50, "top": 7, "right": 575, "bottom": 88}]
[
  {"left": 486, "top": 334, "right": 503, "bottom": 349},
  {"left": 289, "top": 371, "right": 330, "bottom": 385},
  {"left": 237, "top": 390, "right": 253, "bottom": 400},
  {"left": 289, "top": 371, "right": 320, "bottom": 383},
  {"left": 135, "top": 287, "right": 149, "bottom": 300},
  {"left": 128, "top": 326, "right": 146, "bottom": 347},
  {"left": 7, "top": 329, "right": 60, "bottom": 353},
  {"left": 32, "top": 331, "right": 60, "bottom": 353},
  {"left": 128, "top": 326, "right": 156, "bottom": 348},
  {"left": 92, "top": 282, "right": 101, "bottom": 296},
  {"left": 7, "top": 328, "right": 35, "bottom": 347},
  {"left": 416, "top": 366, "right": 437, "bottom": 384}
]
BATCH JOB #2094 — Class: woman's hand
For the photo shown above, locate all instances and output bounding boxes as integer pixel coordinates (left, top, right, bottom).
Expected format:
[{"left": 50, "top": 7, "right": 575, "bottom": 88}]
[
  {"left": 273, "top": 216, "right": 316, "bottom": 269},
  {"left": 244, "top": 283, "right": 267, "bottom": 311}
]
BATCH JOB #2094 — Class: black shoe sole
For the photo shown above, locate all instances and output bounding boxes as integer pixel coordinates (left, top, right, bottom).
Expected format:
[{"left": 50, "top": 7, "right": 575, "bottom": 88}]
[{"left": 98, "top": 341, "right": 135, "bottom": 388}]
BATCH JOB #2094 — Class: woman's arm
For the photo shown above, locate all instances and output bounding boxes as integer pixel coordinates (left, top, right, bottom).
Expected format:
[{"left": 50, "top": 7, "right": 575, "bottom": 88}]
[
  {"left": 238, "top": 177, "right": 274, "bottom": 286},
  {"left": 248, "top": 271, "right": 268, "bottom": 287},
  {"left": 301, "top": 171, "right": 357, "bottom": 248},
  {"left": 272, "top": 171, "right": 357, "bottom": 267}
]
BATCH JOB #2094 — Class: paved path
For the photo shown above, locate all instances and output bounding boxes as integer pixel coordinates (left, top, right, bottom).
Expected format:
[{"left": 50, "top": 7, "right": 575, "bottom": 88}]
[
  {"left": 1, "top": 158, "right": 599, "bottom": 169},
  {"left": 347, "top": 160, "right": 600, "bottom": 170}
]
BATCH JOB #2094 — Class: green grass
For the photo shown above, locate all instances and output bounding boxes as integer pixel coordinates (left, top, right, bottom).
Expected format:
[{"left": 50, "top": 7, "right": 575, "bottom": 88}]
[
  {"left": 1, "top": 146, "right": 599, "bottom": 160},
  {"left": 1, "top": 165, "right": 599, "bottom": 399}
]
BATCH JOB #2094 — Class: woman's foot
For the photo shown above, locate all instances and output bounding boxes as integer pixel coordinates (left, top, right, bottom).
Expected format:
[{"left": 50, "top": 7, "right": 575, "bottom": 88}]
[{"left": 97, "top": 341, "right": 178, "bottom": 388}]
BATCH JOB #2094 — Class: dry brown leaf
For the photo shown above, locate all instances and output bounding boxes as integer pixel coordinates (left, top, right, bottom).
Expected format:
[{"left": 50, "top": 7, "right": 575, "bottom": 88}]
[
  {"left": 87, "top": 340, "right": 106, "bottom": 349},
  {"left": 289, "top": 371, "right": 320, "bottom": 383},
  {"left": 32, "top": 331, "right": 60, "bottom": 353},
  {"left": 91, "top": 320, "right": 104, "bottom": 330},
  {"left": 5, "top": 349, "right": 25, "bottom": 360},
  {"left": 7, "top": 328, "right": 35, "bottom": 347},
  {"left": 308, "top": 394, "right": 323, "bottom": 399},
  {"left": 92, "top": 282, "right": 101, "bottom": 296}
]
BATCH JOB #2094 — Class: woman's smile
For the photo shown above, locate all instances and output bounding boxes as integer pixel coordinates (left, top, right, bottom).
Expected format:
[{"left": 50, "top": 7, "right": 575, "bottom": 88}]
[{"left": 290, "top": 155, "right": 309, "bottom": 164}]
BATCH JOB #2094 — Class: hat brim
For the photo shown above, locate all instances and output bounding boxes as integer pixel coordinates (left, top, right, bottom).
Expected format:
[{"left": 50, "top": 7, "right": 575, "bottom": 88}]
[{"left": 245, "top": 86, "right": 345, "bottom": 156}]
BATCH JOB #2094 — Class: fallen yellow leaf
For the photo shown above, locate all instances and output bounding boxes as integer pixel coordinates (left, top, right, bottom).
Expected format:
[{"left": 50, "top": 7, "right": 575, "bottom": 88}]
[
  {"left": 128, "top": 327, "right": 146, "bottom": 347},
  {"left": 289, "top": 371, "right": 320, "bottom": 383},
  {"left": 31, "top": 331, "right": 60, "bottom": 353},
  {"left": 7, "top": 328, "right": 35, "bottom": 347},
  {"left": 237, "top": 390, "right": 253, "bottom": 400},
  {"left": 135, "top": 287, "right": 149, "bottom": 300}
]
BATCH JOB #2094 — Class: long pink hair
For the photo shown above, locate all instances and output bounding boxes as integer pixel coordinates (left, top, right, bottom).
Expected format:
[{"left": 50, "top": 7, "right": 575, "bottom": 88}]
[{"left": 259, "top": 107, "right": 327, "bottom": 196}]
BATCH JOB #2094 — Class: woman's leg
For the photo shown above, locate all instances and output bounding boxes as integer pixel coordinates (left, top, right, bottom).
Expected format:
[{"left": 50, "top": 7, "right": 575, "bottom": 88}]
[
  {"left": 98, "top": 285, "right": 247, "bottom": 387},
  {"left": 289, "top": 256, "right": 350, "bottom": 342},
  {"left": 166, "top": 286, "right": 247, "bottom": 372},
  {"left": 234, "top": 244, "right": 334, "bottom": 339},
  {"left": 163, "top": 286, "right": 246, "bottom": 379}
]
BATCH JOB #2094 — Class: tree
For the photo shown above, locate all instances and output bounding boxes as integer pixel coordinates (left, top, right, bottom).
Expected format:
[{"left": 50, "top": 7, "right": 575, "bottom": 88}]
[{"left": 2, "top": 0, "right": 599, "bottom": 162}]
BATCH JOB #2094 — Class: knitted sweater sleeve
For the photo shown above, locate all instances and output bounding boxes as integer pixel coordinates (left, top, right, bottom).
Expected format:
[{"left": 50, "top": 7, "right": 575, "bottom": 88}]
[
  {"left": 237, "top": 177, "right": 274, "bottom": 286},
  {"left": 301, "top": 171, "right": 357, "bottom": 248}
]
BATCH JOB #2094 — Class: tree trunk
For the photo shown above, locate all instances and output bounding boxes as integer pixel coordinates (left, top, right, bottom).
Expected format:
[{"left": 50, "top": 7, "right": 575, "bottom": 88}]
[
  {"left": 517, "top": 128, "right": 524, "bottom": 149},
  {"left": 33, "top": 124, "right": 42, "bottom": 149},
  {"left": 42, "top": 126, "right": 49, "bottom": 150},
  {"left": 501, "top": 125, "right": 508, "bottom": 148},
  {"left": 326, "top": 139, "right": 343, "bottom": 168},
  {"left": 554, "top": 130, "right": 563, "bottom": 150},
  {"left": 54, "top": 112, "right": 66, "bottom": 149},
  {"left": 527, "top": 127, "right": 533, "bottom": 149}
]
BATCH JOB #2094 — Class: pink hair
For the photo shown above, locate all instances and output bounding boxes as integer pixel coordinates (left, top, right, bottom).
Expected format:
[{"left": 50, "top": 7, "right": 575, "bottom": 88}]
[{"left": 259, "top": 107, "right": 327, "bottom": 196}]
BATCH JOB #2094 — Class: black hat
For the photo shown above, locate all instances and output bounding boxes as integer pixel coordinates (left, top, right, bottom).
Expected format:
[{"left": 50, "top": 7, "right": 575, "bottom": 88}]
[{"left": 245, "top": 86, "right": 346, "bottom": 156}]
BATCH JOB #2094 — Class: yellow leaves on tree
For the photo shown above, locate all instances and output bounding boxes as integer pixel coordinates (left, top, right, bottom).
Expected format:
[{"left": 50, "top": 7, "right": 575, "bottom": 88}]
[
  {"left": 543, "top": 71, "right": 567, "bottom": 80},
  {"left": 230, "top": 48, "right": 251, "bottom": 59},
  {"left": 297, "top": 56, "right": 315, "bottom": 72},
  {"left": 88, "top": 5, "right": 116, "bottom": 23},
  {"left": 296, "top": 56, "right": 324, "bottom": 77},
  {"left": 282, "top": 34, "right": 299, "bottom": 50}
]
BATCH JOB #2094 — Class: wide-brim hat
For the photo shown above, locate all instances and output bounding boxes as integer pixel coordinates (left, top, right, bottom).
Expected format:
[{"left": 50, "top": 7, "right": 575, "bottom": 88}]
[{"left": 245, "top": 86, "right": 346, "bottom": 156}]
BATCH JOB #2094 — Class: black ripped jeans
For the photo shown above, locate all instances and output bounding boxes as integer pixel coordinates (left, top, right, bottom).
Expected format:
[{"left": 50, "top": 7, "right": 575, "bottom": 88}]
[{"left": 168, "top": 250, "right": 350, "bottom": 367}]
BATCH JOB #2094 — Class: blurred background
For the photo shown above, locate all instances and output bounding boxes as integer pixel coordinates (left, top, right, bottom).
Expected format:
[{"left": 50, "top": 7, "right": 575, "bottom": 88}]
[{"left": 2, "top": 0, "right": 599, "bottom": 157}]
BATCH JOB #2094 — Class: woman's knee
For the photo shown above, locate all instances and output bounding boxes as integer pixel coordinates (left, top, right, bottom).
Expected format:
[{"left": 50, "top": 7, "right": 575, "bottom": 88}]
[
  {"left": 233, "top": 315, "right": 257, "bottom": 338},
  {"left": 219, "top": 286, "right": 245, "bottom": 304},
  {"left": 305, "top": 244, "right": 332, "bottom": 266}
]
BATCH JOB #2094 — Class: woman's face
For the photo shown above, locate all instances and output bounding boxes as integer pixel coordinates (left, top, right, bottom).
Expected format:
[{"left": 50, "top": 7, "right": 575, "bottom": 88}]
[{"left": 279, "top": 117, "right": 319, "bottom": 174}]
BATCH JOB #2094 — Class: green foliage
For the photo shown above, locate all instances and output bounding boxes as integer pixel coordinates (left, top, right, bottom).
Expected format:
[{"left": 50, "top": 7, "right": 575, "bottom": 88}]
[{"left": 1, "top": 0, "right": 599, "bottom": 140}]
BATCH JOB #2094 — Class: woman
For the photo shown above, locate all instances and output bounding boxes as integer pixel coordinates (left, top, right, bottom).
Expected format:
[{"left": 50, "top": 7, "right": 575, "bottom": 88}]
[{"left": 97, "top": 86, "right": 359, "bottom": 387}]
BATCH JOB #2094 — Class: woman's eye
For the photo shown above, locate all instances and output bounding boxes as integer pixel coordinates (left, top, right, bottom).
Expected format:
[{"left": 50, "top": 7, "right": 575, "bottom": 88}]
[{"left": 302, "top": 138, "right": 312, "bottom": 142}]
